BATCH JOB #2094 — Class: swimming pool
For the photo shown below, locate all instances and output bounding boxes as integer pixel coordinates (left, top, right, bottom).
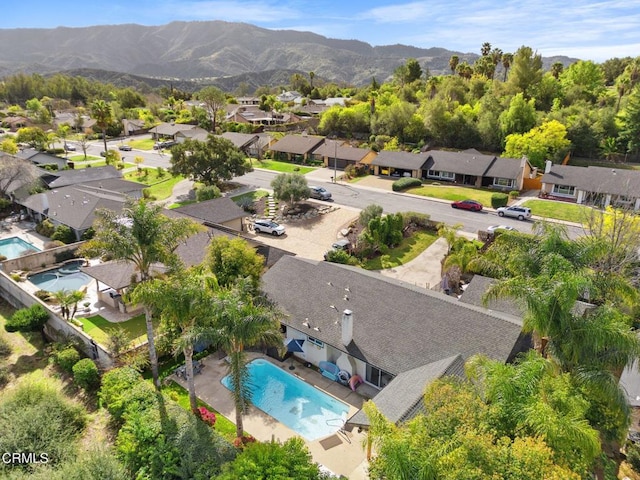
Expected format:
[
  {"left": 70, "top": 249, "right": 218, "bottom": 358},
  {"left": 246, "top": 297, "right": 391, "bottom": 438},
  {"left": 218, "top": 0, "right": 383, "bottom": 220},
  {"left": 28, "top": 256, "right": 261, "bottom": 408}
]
[
  {"left": 28, "top": 260, "right": 92, "bottom": 292},
  {"left": 0, "top": 237, "right": 40, "bottom": 260},
  {"left": 221, "top": 358, "right": 350, "bottom": 441}
]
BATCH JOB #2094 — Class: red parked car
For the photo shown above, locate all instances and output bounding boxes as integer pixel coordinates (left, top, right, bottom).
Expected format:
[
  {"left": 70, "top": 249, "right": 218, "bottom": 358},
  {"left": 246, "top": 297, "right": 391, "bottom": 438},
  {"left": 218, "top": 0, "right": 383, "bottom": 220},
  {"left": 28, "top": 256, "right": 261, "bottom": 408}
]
[{"left": 451, "top": 199, "right": 483, "bottom": 211}]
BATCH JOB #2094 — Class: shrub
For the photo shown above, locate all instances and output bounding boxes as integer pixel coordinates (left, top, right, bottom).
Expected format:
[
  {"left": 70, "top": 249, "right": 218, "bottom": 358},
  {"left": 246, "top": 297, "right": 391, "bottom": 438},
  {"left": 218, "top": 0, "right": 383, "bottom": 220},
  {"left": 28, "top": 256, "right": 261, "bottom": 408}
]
[
  {"left": 156, "top": 166, "right": 166, "bottom": 178},
  {"left": 54, "top": 347, "right": 81, "bottom": 373},
  {"left": 81, "top": 226, "right": 95, "bottom": 240},
  {"left": 54, "top": 249, "right": 78, "bottom": 263},
  {"left": 491, "top": 193, "right": 509, "bottom": 208},
  {"left": 402, "top": 211, "right": 433, "bottom": 229},
  {"left": 0, "top": 198, "right": 11, "bottom": 210},
  {"left": 45, "top": 240, "right": 65, "bottom": 249},
  {"left": 359, "top": 204, "right": 383, "bottom": 227},
  {"left": 0, "top": 255, "right": 6, "bottom": 262},
  {"left": 509, "top": 190, "right": 520, "bottom": 198},
  {"left": 0, "top": 333, "right": 12, "bottom": 357},
  {"left": 34, "top": 289, "right": 52, "bottom": 301},
  {"left": 325, "top": 249, "right": 359, "bottom": 266},
  {"left": 5, "top": 303, "right": 49, "bottom": 332},
  {"left": 0, "top": 379, "right": 86, "bottom": 470},
  {"left": 392, "top": 177, "right": 422, "bottom": 191},
  {"left": 196, "top": 184, "right": 222, "bottom": 202},
  {"left": 198, "top": 406, "right": 217, "bottom": 426},
  {"left": 52, "top": 225, "right": 76, "bottom": 244},
  {"left": 115, "top": 162, "right": 125, "bottom": 170},
  {"left": 36, "top": 218, "right": 55, "bottom": 237},
  {"left": 99, "top": 366, "right": 156, "bottom": 421},
  {"left": 142, "top": 188, "right": 151, "bottom": 199},
  {"left": 0, "top": 366, "right": 9, "bottom": 387},
  {"left": 10, "top": 273, "right": 22, "bottom": 282},
  {"left": 73, "top": 358, "right": 100, "bottom": 390}
]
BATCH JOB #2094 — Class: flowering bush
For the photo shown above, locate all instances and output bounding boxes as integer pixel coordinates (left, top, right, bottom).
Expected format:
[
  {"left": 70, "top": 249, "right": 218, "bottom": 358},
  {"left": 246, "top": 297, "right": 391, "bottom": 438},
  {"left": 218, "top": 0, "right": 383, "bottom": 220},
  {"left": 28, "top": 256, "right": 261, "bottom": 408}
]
[
  {"left": 233, "top": 434, "right": 256, "bottom": 448},
  {"left": 198, "top": 406, "right": 217, "bottom": 427}
]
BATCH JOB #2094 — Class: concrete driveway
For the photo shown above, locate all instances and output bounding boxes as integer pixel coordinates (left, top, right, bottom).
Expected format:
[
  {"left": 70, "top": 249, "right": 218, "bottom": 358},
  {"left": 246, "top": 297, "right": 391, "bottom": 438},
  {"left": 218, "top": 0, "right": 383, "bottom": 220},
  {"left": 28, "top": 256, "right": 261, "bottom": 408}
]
[{"left": 248, "top": 204, "right": 361, "bottom": 261}]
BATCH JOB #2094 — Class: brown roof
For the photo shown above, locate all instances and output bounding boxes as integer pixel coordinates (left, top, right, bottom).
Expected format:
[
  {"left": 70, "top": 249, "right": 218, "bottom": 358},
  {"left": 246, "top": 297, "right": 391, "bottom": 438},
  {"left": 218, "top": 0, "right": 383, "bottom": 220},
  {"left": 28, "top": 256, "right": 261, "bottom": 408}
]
[{"left": 270, "top": 135, "right": 325, "bottom": 155}]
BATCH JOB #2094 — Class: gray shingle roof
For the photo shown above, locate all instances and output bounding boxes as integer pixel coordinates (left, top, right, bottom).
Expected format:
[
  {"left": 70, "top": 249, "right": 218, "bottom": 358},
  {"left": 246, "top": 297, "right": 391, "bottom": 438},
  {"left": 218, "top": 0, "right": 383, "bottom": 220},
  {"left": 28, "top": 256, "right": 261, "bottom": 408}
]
[
  {"left": 312, "top": 142, "right": 374, "bottom": 162},
  {"left": 426, "top": 150, "right": 496, "bottom": 176},
  {"left": 542, "top": 164, "right": 640, "bottom": 196},
  {"left": 484, "top": 157, "right": 524, "bottom": 180},
  {"left": 270, "top": 135, "right": 326, "bottom": 155},
  {"left": 348, "top": 355, "right": 465, "bottom": 427},
  {"left": 370, "top": 151, "right": 430, "bottom": 170},
  {"left": 458, "top": 275, "right": 524, "bottom": 319},
  {"left": 262, "top": 256, "right": 523, "bottom": 376},
  {"left": 43, "top": 166, "right": 122, "bottom": 188},
  {"left": 220, "top": 132, "right": 260, "bottom": 150},
  {"left": 172, "top": 197, "right": 246, "bottom": 224}
]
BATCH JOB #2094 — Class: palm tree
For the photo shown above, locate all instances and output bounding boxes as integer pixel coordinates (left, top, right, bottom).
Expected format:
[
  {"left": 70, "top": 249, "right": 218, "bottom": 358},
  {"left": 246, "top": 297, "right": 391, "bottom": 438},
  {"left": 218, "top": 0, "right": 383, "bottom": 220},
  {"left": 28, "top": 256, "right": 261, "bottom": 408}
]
[
  {"left": 209, "top": 282, "right": 283, "bottom": 440},
  {"left": 134, "top": 269, "right": 218, "bottom": 414},
  {"left": 90, "top": 99, "right": 112, "bottom": 154},
  {"left": 501, "top": 52, "right": 513, "bottom": 81},
  {"left": 449, "top": 55, "right": 459, "bottom": 75},
  {"left": 81, "top": 199, "right": 204, "bottom": 389},
  {"left": 53, "top": 289, "right": 85, "bottom": 321},
  {"left": 551, "top": 61, "right": 564, "bottom": 79}
]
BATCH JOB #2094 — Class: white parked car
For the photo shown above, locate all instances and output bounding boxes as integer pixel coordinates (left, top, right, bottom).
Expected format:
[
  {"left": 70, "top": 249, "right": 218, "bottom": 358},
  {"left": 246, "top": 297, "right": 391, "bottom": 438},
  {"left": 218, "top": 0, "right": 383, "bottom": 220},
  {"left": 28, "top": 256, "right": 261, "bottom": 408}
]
[
  {"left": 496, "top": 206, "right": 532, "bottom": 220},
  {"left": 487, "top": 225, "right": 518, "bottom": 233},
  {"left": 253, "top": 219, "right": 286, "bottom": 236}
]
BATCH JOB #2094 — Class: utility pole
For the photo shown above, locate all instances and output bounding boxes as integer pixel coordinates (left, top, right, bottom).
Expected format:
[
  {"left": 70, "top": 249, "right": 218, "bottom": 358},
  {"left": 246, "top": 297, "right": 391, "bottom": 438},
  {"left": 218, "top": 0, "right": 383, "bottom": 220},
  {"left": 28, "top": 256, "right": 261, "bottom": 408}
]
[{"left": 333, "top": 139, "right": 337, "bottom": 183}]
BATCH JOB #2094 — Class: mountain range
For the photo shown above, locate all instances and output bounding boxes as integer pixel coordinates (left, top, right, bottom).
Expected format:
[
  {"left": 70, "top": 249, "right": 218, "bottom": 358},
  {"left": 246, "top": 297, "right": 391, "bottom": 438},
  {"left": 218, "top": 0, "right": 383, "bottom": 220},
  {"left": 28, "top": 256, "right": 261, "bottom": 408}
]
[{"left": 0, "top": 21, "right": 577, "bottom": 91}]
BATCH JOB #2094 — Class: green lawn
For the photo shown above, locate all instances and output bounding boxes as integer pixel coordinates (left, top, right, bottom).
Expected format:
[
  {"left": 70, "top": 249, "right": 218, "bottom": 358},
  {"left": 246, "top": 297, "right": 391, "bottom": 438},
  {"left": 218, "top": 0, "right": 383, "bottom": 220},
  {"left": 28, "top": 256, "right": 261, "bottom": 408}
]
[
  {"left": 406, "top": 184, "right": 498, "bottom": 206},
  {"left": 127, "top": 138, "right": 155, "bottom": 150},
  {"left": 72, "top": 161, "right": 135, "bottom": 170},
  {"left": 231, "top": 189, "right": 270, "bottom": 203},
  {"left": 520, "top": 199, "right": 593, "bottom": 223},
  {"left": 251, "top": 159, "right": 316, "bottom": 174},
  {"left": 76, "top": 313, "right": 148, "bottom": 347},
  {"left": 162, "top": 380, "right": 237, "bottom": 441},
  {"left": 124, "top": 170, "right": 185, "bottom": 200},
  {"left": 67, "top": 154, "right": 102, "bottom": 161},
  {"left": 362, "top": 230, "right": 439, "bottom": 270}
]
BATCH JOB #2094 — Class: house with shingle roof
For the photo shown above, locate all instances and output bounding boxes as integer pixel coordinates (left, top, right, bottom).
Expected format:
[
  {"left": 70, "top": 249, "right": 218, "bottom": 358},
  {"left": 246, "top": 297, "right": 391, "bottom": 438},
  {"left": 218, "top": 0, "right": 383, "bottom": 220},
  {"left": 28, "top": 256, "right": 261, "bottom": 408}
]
[
  {"left": 262, "top": 256, "right": 527, "bottom": 428},
  {"left": 16, "top": 149, "right": 68, "bottom": 170},
  {"left": 311, "top": 139, "right": 377, "bottom": 170},
  {"left": 269, "top": 134, "right": 326, "bottom": 163},
  {"left": 541, "top": 162, "right": 640, "bottom": 210},
  {"left": 150, "top": 122, "right": 201, "bottom": 141},
  {"left": 39, "top": 166, "right": 124, "bottom": 189},
  {"left": 370, "top": 151, "right": 431, "bottom": 178},
  {"left": 219, "top": 132, "right": 271, "bottom": 159},
  {"left": 171, "top": 197, "right": 247, "bottom": 232}
]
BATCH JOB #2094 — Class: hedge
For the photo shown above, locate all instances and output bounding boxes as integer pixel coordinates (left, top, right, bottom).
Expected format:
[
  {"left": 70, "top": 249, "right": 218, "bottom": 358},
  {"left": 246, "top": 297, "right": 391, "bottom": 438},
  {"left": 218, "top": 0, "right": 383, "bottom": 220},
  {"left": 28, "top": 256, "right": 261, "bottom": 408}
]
[
  {"left": 73, "top": 358, "right": 100, "bottom": 390},
  {"left": 392, "top": 177, "right": 422, "bottom": 191},
  {"left": 491, "top": 193, "right": 509, "bottom": 208},
  {"left": 5, "top": 303, "right": 49, "bottom": 332}
]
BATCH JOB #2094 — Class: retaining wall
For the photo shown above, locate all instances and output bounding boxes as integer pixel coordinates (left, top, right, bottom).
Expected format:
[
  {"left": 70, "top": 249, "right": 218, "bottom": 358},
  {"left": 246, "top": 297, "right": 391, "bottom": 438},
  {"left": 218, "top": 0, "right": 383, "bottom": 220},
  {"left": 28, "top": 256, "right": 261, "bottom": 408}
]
[{"left": 1, "top": 241, "right": 85, "bottom": 273}]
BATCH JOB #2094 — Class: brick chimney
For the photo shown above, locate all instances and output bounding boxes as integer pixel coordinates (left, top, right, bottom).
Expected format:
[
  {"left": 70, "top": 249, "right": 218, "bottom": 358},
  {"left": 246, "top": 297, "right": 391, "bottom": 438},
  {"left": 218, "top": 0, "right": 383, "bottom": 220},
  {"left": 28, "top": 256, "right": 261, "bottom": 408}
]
[{"left": 341, "top": 309, "right": 353, "bottom": 346}]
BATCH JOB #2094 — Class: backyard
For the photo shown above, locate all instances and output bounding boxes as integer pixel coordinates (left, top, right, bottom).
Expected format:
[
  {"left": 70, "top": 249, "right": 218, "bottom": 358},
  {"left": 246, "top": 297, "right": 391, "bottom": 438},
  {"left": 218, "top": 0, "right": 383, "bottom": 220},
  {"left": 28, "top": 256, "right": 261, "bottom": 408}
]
[
  {"left": 362, "top": 230, "right": 439, "bottom": 270},
  {"left": 76, "top": 313, "right": 148, "bottom": 347},
  {"left": 124, "top": 169, "right": 185, "bottom": 200}
]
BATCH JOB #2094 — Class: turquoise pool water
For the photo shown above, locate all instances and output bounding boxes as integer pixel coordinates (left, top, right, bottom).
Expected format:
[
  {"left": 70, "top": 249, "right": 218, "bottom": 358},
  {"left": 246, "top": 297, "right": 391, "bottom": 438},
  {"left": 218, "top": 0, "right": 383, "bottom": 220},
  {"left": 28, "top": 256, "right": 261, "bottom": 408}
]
[
  {"left": 28, "top": 260, "right": 92, "bottom": 292},
  {"left": 0, "top": 237, "right": 39, "bottom": 259},
  {"left": 221, "top": 358, "right": 350, "bottom": 441}
]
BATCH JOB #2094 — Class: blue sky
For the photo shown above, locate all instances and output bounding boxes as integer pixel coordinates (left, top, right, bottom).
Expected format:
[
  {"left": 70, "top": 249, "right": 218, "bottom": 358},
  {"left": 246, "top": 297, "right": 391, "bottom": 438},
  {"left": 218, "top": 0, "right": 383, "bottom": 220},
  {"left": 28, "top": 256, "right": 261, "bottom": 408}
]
[{"left": 3, "top": 0, "right": 640, "bottom": 62}]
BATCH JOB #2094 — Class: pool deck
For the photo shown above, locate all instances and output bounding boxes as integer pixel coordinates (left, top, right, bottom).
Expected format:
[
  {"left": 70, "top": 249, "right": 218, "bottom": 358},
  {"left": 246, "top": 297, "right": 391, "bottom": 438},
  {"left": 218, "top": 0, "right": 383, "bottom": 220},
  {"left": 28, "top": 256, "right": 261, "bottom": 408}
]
[{"left": 173, "top": 351, "right": 376, "bottom": 479}]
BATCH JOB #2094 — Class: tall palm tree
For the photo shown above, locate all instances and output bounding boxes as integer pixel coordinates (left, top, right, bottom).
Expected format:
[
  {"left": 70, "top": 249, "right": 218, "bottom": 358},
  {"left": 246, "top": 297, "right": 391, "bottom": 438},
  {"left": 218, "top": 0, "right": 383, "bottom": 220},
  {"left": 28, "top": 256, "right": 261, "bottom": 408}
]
[
  {"left": 81, "top": 199, "right": 203, "bottom": 389},
  {"left": 501, "top": 53, "right": 513, "bottom": 81},
  {"left": 133, "top": 269, "right": 218, "bottom": 414},
  {"left": 209, "top": 282, "right": 283, "bottom": 440},
  {"left": 90, "top": 99, "right": 112, "bottom": 154},
  {"left": 53, "top": 289, "right": 85, "bottom": 321},
  {"left": 449, "top": 55, "right": 459, "bottom": 75}
]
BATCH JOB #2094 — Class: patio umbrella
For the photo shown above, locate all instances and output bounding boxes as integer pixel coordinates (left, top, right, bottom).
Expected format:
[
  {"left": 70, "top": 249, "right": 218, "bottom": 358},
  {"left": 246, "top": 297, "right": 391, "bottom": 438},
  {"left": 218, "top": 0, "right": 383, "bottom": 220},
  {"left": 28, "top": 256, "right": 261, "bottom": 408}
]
[{"left": 286, "top": 338, "right": 305, "bottom": 369}]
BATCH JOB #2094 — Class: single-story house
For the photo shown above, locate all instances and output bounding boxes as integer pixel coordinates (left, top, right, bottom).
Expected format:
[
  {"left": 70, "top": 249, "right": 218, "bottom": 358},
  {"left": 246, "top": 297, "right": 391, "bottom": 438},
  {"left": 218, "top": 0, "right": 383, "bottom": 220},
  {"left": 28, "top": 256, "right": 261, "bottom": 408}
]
[
  {"left": 2, "top": 115, "right": 30, "bottom": 131},
  {"left": 311, "top": 139, "right": 377, "bottom": 171},
  {"left": 150, "top": 122, "right": 201, "bottom": 141},
  {"left": 39, "top": 166, "right": 123, "bottom": 189},
  {"left": 226, "top": 105, "right": 301, "bottom": 126},
  {"left": 540, "top": 162, "right": 640, "bottom": 211},
  {"left": 262, "top": 256, "right": 527, "bottom": 428},
  {"left": 269, "top": 135, "right": 326, "bottom": 163},
  {"left": 18, "top": 185, "right": 133, "bottom": 241},
  {"left": 176, "top": 129, "right": 210, "bottom": 143},
  {"left": 218, "top": 132, "right": 264, "bottom": 158},
  {"left": 370, "top": 151, "right": 431, "bottom": 178},
  {"left": 236, "top": 96, "right": 260, "bottom": 106},
  {"left": 16, "top": 149, "right": 68, "bottom": 170},
  {"left": 122, "top": 119, "right": 148, "bottom": 136},
  {"left": 171, "top": 197, "right": 247, "bottom": 232}
]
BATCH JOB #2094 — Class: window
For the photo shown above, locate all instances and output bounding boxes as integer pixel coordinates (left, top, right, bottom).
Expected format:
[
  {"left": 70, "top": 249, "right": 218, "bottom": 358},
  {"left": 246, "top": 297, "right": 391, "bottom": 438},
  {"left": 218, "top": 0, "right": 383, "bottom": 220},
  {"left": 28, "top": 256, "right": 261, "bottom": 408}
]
[
  {"left": 493, "top": 177, "right": 514, "bottom": 188},
  {"left": 552, "top": 184, "right": 575, "bottom": 196},
  {"left": 366, "top": 364, "right": 393, "bottom": 388},
  {"left": 307, "top": 336, "right": 324, "bottom": 348},
  {"left": 427, "top": 170, "right": 454, "bottom": 180}
]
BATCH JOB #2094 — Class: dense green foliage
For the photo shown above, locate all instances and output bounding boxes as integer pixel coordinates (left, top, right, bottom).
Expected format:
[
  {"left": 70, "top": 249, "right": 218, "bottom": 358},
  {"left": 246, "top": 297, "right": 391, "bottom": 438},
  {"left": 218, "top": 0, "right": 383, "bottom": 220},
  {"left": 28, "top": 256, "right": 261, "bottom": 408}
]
[
  {"left": 490, "top": 192, "right": 509, "bottom": 208},
  {"left": 271, "top": 172, "right": 309, "bottom": 205},
  {"left": 4, "top": 304, "right": 49, "bottom": 332},
  {"left": 195, "top": 184, "right": 221, "bottom": 202},
  {"left": 217, "top": 438, "right": 323, "bottom": 480},
  {"left": 391, "top": 177, "right": 422, "bottom": 191},
  {"left": 72, "top": 358, "right": 100, "bottom": 390},
  {"left": 0, "top": 379, "right": 87, "bottom": 474},
  {"left": 53, "top": 346, "right": 81, "bottom": 373},
  {"left": 205, "top": 236, "right": 264, "bottom": 291}
]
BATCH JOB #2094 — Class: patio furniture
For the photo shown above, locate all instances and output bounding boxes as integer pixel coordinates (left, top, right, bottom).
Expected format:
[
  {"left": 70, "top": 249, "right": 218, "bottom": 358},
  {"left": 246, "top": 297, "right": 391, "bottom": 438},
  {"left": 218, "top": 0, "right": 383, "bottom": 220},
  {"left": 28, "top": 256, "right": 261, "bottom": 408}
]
[
  {"left": 319, "top": 361, "right": 340, "bottom": 381},
  {"left": 175, "top": 360, "right": 204, "bottom": 379}
]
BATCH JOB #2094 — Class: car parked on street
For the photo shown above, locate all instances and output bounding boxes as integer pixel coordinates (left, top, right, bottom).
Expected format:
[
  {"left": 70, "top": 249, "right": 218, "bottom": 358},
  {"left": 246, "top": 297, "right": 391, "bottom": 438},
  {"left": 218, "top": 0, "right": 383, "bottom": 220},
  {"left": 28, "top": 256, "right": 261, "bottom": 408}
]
[
  {"left": 118, "top": 144, "right": 132, "bottom": 151},
  {"left": 496, "top": 205, "right": 532, "bottom": 220},
  {"left": 451, "top": 199, "right": 483, "bottom": 211},
  {"left": 64, "top": 143, "right": 76, "bottom": 151},
  {"left": 309, "top": 186, "right": 332, "bottom": 200},
  {"left": 487, "top": 225, "right": 518, "bottom": 233},
  {"left": 253, "top": 219, "right": 286, "bottom": 236}
]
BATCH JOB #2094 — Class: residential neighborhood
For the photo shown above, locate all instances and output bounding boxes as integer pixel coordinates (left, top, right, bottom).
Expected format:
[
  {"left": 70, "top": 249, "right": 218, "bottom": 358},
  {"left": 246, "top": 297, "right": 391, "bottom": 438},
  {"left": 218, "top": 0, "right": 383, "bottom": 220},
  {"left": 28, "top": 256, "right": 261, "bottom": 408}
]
[{"left": 1, "top": 20, "right": 640, "bottom": 479}]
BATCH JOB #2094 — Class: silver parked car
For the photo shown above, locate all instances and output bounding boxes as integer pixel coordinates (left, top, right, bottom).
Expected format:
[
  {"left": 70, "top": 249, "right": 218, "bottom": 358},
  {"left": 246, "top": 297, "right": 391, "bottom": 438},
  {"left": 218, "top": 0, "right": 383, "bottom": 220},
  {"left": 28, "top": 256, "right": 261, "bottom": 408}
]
[
  {"left": 309, "top": 186, "right": 332, "bottom": 200},
  {"left": 253, "top": 219, "right": 286, "bottom": 236},
  {"left": 496, "top": 206, "right": 531, "bottom": 220}
]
